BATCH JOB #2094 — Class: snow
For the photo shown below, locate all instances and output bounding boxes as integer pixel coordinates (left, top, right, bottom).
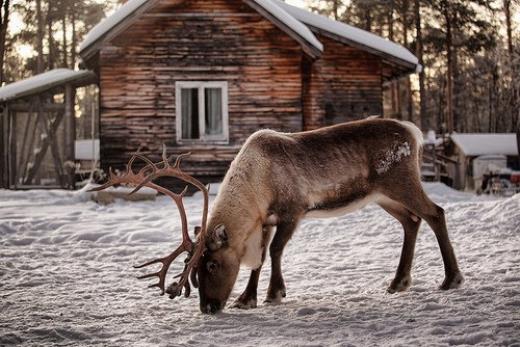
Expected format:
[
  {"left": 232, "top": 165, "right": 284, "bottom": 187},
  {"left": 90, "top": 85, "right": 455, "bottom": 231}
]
[
  {"left": 452, "top": 133, "right": 519, "bottom": 156},
  {"left": 0, "top": 69, "right": 94, "bottom": 103},
  {"left": 1, "top": 183, "right": 519, "bottom": 346},
  {"left": 79, "top": 0, "right": 149, "bottom": 52},
  {"left": 273, "top": 0, "right": 420, "bottom": 69},
  {"left": 79, "top": 0, "right": 323, "bottom": 54},
  {"left": 254, "top": 0, "right": 323, "bottom": 52}
]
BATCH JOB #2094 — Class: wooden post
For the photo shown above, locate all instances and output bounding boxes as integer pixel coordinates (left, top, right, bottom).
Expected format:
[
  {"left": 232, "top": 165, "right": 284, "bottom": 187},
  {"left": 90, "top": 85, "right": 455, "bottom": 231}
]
[
  {"left": 0, "top": 104, "right": 6, "bottom": 188},
  {"left": 64, "top": 83, "right": 76, "bottom": 189},
  {"left": 8, "top": 106, "right": 16, "bottom": 188}
]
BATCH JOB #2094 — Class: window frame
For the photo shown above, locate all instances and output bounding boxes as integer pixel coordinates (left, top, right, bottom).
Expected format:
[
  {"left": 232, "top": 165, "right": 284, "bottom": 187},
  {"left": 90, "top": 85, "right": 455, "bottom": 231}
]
[{"left": 175, "top": 81, "right": 229, "bottom": 144}]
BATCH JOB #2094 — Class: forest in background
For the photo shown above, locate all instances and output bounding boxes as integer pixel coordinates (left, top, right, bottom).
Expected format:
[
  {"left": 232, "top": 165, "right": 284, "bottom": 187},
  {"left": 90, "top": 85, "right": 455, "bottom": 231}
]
[{"left": 0, "top": 0, "right": 518, "bottom": 134}]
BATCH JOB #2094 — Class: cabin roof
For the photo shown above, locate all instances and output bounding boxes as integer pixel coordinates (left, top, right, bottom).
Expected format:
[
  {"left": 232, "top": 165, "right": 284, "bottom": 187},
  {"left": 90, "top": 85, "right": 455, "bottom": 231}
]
[
  {"left": 274, "top": 0, "right": 420, "bottom": 70},
  {"left": 79, "top": 0, "right": 323, "bottom": 59},
  {"left": 0, "top": 69, "right": 96, "bottom": 103},
  {"left": 78, "top": 0, "right": 420, "bottom": 72},
  {"left": 452, "top": 133, "right": 519, "bottom": 157}
]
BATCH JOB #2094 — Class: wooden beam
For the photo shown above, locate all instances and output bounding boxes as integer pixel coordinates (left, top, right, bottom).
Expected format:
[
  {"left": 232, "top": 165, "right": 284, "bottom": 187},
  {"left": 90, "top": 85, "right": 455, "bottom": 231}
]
[
  {"left": 0, "top": 105, "right": 7, "bottom": 188},
  {"left": 8, "top": 108, "right": 16, "bottom": 188},
  {"left": 64, "top": 83, "right": 76, "bottom": 189},
  {"left": 9, "top": 103, "right": 65, "bottom": 112}
]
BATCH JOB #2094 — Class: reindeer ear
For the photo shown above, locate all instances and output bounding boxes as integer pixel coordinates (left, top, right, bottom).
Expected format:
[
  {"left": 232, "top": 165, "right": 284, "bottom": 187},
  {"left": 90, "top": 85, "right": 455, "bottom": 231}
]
[
  {"left": 215, "top": 224, "right": 228, "bottom": 242},
  {"left": 207, "top": 224, "right": 228, "bottom": 250}
]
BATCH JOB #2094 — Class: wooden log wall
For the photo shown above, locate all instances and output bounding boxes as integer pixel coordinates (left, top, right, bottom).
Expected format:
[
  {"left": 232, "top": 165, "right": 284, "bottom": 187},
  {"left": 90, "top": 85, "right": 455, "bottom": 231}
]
[
  {"left": 302, "top": 35, "right": 383, "bottom": 130},
  {"left": 98, "top": 0, "right": 304, "bottom": 178}
]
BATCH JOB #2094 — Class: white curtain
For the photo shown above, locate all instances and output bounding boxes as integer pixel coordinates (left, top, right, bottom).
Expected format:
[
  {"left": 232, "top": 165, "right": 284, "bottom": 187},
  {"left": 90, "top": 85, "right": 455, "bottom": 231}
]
[{"left": 205, "top": 88, "right": 223, "bottom": 136}]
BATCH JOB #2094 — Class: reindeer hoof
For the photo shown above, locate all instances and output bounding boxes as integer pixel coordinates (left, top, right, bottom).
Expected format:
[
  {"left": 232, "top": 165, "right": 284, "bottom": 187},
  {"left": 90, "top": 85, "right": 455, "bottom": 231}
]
[
  {"left": 265, "top": 288, "right": 286, "bottom": 304},
  {"left": 387, "top": 276, "right": 411, "bottom": 294},
  {"left": 232, "top": 297, "right": 257, "bottom": 309},
  {"left": 440, "top": 273, "right": 464, "bottom": 290}
]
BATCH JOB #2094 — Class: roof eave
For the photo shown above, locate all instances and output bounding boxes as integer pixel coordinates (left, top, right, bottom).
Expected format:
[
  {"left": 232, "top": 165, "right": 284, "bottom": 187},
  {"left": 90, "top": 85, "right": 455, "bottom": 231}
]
[
  {"left": 0, "top": 70, "right": 97, "bottom": 103},
  {"left": 79, "top": 0, "right": 160, "bottom": 62},
  {"left": 309, "top": 26, "right": 419, "bottom": 75},
  {"left": 245, "top": 0, "right": 322, "bottom": 59}
]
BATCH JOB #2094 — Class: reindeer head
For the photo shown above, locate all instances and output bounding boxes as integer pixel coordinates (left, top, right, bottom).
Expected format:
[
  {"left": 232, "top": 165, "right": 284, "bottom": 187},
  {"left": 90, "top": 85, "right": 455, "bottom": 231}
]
[{"left": 195, "top": 223, "right": 241, "bottom": 314}]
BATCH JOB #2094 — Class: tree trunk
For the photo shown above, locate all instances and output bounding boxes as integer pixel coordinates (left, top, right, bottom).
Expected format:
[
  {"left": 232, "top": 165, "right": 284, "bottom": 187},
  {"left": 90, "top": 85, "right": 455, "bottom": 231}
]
[
  {"left": 71, "top": 2, "right": 77, "bottom": 69},
  {"left": 62, "top": 1, "right": 68, "bottom": 68},
  {"left": 415, "top": 0, "right": 427, "bottom": 130},
  {"left": 47, "top": 3, "right": 54, "bottom": 70},
  {"left": 401, "top": 0, "right": 414, "bottom": 123},
  {"left": 443, "top": 2, "right": 454, "bottom": 134},
  {"left": 504, "top": 0, "right": 513, "bottom": 56},
  {"left": 388, "top": 1, "right": 398, "bottom": 118},
  {"left": 0, "top": 0, "right": 10, "bottom": 84},
  {"left": 332, "top": 0, "right": 339, "bottom": 20},
  {"left": 36, "top": 0, "right": 45, "bottom": 73}
]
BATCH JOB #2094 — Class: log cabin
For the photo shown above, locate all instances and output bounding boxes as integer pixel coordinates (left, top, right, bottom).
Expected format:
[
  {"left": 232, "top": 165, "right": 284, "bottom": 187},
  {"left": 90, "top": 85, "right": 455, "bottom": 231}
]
[{"left": 0, "top": 0, "right": 421, "bottom": 189}]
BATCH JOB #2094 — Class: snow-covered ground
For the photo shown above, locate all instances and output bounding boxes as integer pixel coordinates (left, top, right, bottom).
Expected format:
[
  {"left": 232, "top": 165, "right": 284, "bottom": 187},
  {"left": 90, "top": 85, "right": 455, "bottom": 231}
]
[{"left": 1, "top": 183, "right": 519, "bottom": 346}]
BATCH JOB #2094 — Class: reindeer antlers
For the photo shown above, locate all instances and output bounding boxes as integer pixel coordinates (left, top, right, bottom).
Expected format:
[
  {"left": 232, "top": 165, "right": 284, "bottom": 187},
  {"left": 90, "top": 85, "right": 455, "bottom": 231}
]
[{"left": 89, "top": 147, "right": 209, "bottom": 299}]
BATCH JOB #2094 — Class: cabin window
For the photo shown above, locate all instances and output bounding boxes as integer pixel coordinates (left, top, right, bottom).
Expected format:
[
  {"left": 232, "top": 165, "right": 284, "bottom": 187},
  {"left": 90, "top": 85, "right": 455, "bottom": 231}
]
[{"left": 175, "top": 81, "right": 229, "bottom": 144}]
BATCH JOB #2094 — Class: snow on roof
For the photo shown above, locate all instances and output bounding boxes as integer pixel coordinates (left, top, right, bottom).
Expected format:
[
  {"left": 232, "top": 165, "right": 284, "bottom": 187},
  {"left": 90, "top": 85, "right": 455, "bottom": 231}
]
[
  {"left": 79, "top": 0, "right": 323, "bottom": 54},
  {"left": 452, "top": 133, "right": 519, "bottom": 156},
  {"left": 254, "top": 0, "right": 323, "bottom": 52},
  {"left": 78, "top": 0, "right": 419, "bottom": 69},
  {"left": 274, "top": 0, "right": 420, "bottom": 69},
  {"left": 79, "top": 0, "right": 149, "bottom": 52},
  {"left": 0, "top": 69, "right": 95, "bottom": 102}
]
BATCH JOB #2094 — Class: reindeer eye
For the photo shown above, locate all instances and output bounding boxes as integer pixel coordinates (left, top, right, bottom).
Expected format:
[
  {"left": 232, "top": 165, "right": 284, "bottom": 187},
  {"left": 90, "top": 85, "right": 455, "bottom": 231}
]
[{"left": 206, "top": 260, "right": 218, "bottom": 273}]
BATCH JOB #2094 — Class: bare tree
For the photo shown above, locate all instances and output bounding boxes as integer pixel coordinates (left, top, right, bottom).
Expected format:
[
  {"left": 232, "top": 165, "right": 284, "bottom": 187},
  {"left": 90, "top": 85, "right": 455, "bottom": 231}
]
[{"left": 0, "top": 0, "right": 10, "bottom": 84}]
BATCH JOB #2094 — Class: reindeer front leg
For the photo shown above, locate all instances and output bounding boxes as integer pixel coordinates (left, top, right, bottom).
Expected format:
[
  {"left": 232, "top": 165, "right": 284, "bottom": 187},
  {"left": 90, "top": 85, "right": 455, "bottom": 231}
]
[
  {"left": 233, "top": 225, "right": 274, "bottom": 309},
  {"left": 266, "top": 219, "right": 300, "bottom": 304}
]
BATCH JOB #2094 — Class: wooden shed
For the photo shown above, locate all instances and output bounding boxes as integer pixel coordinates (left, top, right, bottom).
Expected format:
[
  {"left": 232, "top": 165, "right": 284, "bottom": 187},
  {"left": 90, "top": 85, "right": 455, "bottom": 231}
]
[
  {"left": 0, "top": 69, "right": 96, "bottom": 189},
  {"left": 447, "top": 133, "right": 520, "bottom": 190},
  {"left": 77, "top": 0, "right": 420, "bottom": 183}
]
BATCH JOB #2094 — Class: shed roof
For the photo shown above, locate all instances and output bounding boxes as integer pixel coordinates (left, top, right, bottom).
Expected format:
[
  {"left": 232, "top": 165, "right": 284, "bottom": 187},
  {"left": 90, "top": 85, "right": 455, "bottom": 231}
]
[
  {"left": 451, "top": 133, "right": 519, "bottom": 156},
  {"left": 79, "top": 0, "right": 420, "bottom": 72},
  {"left": 0, "top": 69, "right": 96, "bottom": 103}
]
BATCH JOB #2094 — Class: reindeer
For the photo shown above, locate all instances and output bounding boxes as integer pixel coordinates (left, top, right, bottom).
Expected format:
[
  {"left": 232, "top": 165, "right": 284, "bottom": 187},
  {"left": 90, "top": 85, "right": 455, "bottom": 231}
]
[{"left": 92, "top": 118, "right": 464, "bottom": 314}]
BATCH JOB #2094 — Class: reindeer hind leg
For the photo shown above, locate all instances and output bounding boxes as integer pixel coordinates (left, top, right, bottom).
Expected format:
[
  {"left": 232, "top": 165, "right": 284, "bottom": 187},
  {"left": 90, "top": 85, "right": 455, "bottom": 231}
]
[
  {"left": 380, "top": 180, "right": 464, "bottom": 290},
  {"left": 378, "top": 199, "right": 422, "bottom": 293}
]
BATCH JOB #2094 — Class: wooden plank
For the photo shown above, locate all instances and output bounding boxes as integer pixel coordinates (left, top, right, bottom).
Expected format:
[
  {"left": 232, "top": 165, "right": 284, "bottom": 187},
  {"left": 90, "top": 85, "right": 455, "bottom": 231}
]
[
  {"left": 9, "top": 103, "right": 65, "bottom": 112},
  {"left": 8, "top": 108, "right": 16, "bottom": 188},
  {"left": 0, "top": 105, "right": 7, "bottom": 188},
  {"left": 64, "top": 84, "right": 76, "bottom": 189},
  {"left": 302, "top": 34, "right": 384, "bottom": 130}
]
